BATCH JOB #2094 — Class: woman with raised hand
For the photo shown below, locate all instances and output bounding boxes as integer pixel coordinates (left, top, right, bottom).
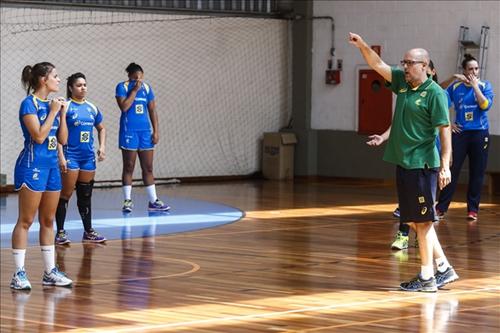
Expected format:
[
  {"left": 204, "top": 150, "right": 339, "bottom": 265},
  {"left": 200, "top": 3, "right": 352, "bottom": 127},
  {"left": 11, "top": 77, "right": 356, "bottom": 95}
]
[
  {"left": 11, "top": 62, "right": 73, "bottom": 290},
  {"left": 115, "top": 62, "right": 170, "bottom": 213},
  {"left": 436, "top": 54, "right": 494, "bottom": 221}
]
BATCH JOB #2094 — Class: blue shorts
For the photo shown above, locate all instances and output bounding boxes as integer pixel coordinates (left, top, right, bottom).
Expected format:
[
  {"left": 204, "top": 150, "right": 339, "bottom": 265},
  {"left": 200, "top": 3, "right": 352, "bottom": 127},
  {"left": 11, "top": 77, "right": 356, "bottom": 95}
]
[
  {"left": 396, "top": 165, "right": 438, "bottom": 223},
  {"left": 66, "top": 156, "right": 96, "bottom": 171},
  {"left": 119, "top": 130, "right": 154, "bottom": 151},
  {"left": 14, "top": 165, "right": 61, "bottom": 192}
]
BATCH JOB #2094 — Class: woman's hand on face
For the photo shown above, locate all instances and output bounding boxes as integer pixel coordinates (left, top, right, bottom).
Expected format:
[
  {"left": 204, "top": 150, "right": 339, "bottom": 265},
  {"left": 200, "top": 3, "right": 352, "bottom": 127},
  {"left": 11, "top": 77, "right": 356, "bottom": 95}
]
[
  {"left": 132, "top": 78, "right": 143, "bottom": 91},
  {"left": 466, "top": 73, "right": 479, "bottom": 87}
]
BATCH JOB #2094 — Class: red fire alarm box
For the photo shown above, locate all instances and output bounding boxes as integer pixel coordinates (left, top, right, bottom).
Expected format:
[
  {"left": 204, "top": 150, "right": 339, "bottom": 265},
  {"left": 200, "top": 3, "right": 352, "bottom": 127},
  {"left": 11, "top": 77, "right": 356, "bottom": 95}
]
[
  {"left": 326, "top": 69, "right": 341, "bottom": 85},
  {"left": 371, "top": 45, "right": 381, "bottom": 56}
]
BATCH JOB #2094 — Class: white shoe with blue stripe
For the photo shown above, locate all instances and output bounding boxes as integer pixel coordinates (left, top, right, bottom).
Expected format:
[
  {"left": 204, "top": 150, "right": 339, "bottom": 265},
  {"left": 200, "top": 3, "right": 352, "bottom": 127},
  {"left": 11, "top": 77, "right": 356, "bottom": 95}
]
[
  {"left": 10, "top": 268, "right": 32, "bottom": 290},
  {"left": 42, "top": 267, "right": 72, "bottom": 287}
]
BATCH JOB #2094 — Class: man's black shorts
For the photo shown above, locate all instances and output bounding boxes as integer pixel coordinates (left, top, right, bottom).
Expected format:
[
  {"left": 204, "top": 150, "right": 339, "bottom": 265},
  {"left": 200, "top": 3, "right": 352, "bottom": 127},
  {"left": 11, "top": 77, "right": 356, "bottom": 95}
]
[{"left": 396, "top": 165, "right": 438, "bottom": 223}]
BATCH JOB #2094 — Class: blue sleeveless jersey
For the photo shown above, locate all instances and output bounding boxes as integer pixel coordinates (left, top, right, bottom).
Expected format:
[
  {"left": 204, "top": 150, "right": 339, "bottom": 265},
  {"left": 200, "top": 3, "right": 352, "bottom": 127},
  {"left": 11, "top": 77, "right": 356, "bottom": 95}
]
[
  {"left": 64, "top": 99, "right": 103, "bottom": 161},
  {"left": 447, "top": 80, "right": 494, "bottom": 130},
  {"left": 16, "top": 95, "right": 60, "bottom": 168},
  {"left": 115, "top": 80, "right": 155, "bottom": 132}
]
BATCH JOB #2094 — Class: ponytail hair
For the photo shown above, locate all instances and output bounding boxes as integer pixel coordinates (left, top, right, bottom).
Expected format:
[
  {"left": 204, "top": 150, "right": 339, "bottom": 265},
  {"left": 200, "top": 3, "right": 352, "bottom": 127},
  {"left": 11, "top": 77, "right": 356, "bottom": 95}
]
[
  {"left": 428, "top": 60, "right": 438, "bottom": 83},
  {"left": 66, "top": 72, "right": 86, "bottom": 99},
  {"left": 21, "top": 62, "right": 55, "bottom": 96},
  {"left": 125, "top": 62, "right": 143, "bottom": 76},
  {"left": 461, "top": 53, "right": 477, "bottom": 69}
]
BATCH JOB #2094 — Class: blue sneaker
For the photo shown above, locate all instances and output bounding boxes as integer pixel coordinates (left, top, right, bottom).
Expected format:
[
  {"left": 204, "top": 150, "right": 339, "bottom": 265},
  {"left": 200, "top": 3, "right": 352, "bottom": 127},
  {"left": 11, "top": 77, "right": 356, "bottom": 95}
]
[
  {"left": 400, "top": 274, "right": 437, "bottom": 292},
  {"left": 10, "top": 269, "right": 32, "bottom": 290},
  {"left": 393, "top": 207, "right": 401, "bottom": 218},
  {"left": 42, "top": 267, "right": 72, "bottom": 287},
  {"left": 55, "top": 230, "right": 71, "bottom": 245},
  {"left": 435, "top": 266, "right": 459, "bottom": 288},
  {"left": 82, "top": 229, "right": 107, "bottom": 243},
  {"left": 148, "top": 199, "right": 171, "bottom": 211}
]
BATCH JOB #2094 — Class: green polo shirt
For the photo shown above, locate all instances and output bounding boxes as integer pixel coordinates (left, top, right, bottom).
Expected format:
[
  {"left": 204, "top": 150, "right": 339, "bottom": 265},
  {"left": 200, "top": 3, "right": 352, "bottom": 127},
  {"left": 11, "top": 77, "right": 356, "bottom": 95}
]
[{"left": 384, "top": 67, "right": 450, "bottom": 169}]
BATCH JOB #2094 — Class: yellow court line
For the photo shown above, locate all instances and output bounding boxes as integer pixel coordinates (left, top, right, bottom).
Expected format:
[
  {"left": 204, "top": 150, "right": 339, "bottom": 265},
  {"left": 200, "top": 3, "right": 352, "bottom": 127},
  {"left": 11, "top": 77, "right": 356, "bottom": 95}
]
[{"left": 72, "top": 257, "right": 200, "bottom": 285}]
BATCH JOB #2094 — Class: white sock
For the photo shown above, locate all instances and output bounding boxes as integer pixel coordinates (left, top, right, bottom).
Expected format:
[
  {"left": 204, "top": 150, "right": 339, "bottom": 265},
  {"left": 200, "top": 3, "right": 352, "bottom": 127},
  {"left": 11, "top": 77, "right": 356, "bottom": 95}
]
[
  {"left": 123, "top": 185, "right": 132, "bottom": 201},
  {"left": 421, "top": 265, "right": 434, "bottom": 280},
  {"left": 12, "top": 249, "right": 26, "bottom": 271},
  {"left": 146, "top": 184, "right": 158, "bottom": 203},
  {"left": 41, "top": 245, "right": 55, "bottom": 273},
  {"left": 435, "top": 257, "right": 451, "bottom": 273}
]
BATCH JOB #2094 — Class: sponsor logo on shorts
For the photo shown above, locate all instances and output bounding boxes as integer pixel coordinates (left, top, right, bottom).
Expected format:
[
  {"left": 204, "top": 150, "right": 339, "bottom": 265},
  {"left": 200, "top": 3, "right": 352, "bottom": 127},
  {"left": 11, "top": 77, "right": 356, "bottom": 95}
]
[
  {"left": 418, "top": 196, "right": 425, "bottom": 204},
  {"left": 421, "top": 207, "right": 428, "bottom": 215}
]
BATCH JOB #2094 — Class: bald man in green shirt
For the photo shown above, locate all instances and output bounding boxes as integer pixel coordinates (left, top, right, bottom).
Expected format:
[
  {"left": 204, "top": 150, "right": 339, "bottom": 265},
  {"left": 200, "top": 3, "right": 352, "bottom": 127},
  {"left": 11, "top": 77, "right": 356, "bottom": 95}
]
[{"left": 349, "top": 32, "right": 459, "bottom": 292}]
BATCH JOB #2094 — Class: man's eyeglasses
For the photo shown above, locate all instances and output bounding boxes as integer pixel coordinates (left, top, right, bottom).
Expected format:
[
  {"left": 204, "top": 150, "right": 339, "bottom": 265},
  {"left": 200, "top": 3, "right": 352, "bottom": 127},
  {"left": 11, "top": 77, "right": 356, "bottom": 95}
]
[{"left": 400, "top": 60, "right": 426, "bottom": 66}]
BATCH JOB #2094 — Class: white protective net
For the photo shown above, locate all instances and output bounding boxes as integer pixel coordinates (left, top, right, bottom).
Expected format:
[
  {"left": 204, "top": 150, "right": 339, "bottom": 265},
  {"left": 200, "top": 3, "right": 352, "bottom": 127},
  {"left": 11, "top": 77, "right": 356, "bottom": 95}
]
[{"left": 0, "top": 5, "right": 291, "bottom": 184}]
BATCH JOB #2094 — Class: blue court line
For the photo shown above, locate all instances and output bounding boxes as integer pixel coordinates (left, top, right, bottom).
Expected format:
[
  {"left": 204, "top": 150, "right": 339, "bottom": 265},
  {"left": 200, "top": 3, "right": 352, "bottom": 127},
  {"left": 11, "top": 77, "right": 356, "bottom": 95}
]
[{"left": 0, "top": 192, "right": 244, "bottom": 247}]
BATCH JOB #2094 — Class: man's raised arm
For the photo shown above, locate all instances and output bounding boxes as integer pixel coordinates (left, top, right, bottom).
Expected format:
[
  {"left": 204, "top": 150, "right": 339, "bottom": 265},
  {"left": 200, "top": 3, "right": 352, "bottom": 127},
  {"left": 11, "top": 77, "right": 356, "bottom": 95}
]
[{"left": 348, "top": 32, "right": 392, "bottom": 83}]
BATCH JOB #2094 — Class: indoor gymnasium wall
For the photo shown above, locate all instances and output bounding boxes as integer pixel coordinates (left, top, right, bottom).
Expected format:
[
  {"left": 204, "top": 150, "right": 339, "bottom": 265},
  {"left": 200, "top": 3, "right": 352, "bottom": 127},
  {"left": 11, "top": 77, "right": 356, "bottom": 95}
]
[
  {"left": 310, "top": 1, "right": 500, "bottom": 179},
  {"left": 0, "top": 5, "right": 291, "bottom": 184}
]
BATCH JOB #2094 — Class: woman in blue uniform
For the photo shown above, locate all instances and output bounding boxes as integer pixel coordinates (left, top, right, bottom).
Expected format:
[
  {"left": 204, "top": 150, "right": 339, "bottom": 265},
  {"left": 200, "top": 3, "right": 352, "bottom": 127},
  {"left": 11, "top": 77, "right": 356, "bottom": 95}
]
[
  {"left": 436, "top": 54, "right": 494, "bottom": 220},
  {"left": 11, "top": 62, "right": 73, "bottom": 290},
  {"left": 55, "top": 72, "right": 107, "bottom": 245},
  {"left": 115, "top": 63, "right": 169, "bottom": 213}
]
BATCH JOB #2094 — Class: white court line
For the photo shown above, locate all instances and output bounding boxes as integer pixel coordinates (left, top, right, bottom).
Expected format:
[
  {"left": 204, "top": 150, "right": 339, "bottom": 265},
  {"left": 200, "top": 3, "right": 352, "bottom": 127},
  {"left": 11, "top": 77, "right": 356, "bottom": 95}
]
[{"left": 100, "top": 286, "right": 500, "bottom": 333}]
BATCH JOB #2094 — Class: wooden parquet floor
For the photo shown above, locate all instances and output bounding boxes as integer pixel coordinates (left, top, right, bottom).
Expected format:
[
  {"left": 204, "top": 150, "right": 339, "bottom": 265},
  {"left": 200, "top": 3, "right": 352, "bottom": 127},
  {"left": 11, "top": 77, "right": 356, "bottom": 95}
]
[{"left": 1, "top": 178, "right": 499, "bottom": 332}]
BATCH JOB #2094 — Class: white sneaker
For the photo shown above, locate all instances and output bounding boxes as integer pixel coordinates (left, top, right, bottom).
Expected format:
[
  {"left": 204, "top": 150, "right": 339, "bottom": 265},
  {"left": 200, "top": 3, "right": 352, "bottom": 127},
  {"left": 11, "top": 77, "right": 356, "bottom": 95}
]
[
  {"left": 42, "top": 267, "right": 73, "bottom": 287},
  {"left": 10, "top": 268, "right": 32, "bottom": 290}
]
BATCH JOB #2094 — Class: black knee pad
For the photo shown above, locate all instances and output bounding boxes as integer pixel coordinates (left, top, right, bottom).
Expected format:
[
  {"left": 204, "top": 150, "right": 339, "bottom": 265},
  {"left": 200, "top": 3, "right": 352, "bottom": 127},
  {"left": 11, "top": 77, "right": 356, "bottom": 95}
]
[
  {"left": 76, "top": 181, "right": 94, "bottom": 229},
  {"left": 76, "top": 180, "right": 94, "bottom": 205}
]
